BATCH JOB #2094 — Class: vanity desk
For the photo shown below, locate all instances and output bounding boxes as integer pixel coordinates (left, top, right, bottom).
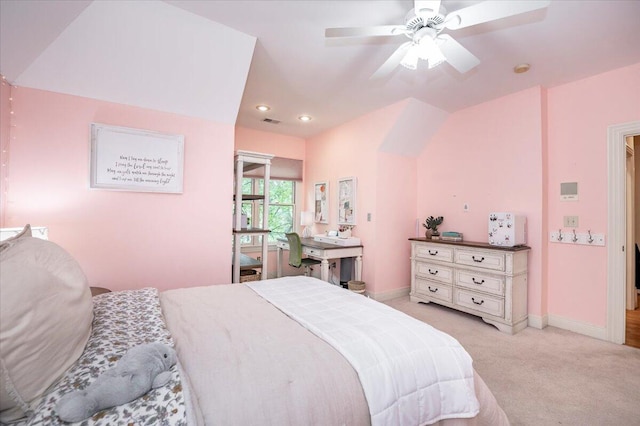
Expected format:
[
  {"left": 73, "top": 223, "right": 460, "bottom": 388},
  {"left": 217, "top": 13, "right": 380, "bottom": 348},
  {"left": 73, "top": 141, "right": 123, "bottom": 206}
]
[
  {"left": 409, "top": 238, "right": 530, "bottom": 334},
  {"left": 276, "top": 237, "right": 363, "bottom": 283}
]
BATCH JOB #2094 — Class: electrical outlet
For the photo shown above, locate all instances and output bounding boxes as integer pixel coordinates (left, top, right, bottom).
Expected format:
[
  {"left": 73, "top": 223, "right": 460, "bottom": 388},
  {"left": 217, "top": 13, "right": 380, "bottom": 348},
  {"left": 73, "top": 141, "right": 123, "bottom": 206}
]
[
  {"left": 367, "top": 213, "right": 372, "bottom": 222},
  {"left": 563, "top": 216, "right": 579, "bottom": 227}
]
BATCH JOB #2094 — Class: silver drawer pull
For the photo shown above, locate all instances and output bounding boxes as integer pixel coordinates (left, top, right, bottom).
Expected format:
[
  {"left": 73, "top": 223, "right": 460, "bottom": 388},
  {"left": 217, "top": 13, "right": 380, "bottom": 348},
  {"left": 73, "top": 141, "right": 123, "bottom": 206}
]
[
  {"left": 428, "top": 250, "right": 438, "bottom": 255},
  {"left": 428, "top": 269, "right": 438, "bottom": 275},
  {"left": 471, "top": 297, "right": 484, "bottom": 305},
  {"left": 428, "top": 286, "right": 438, "bottom": 293},
  {"left": 472, "top": 278, "right": 485, "bottom": 285},
  {"left": 472, "top": 256, "right": 485, "bottom": 263}
]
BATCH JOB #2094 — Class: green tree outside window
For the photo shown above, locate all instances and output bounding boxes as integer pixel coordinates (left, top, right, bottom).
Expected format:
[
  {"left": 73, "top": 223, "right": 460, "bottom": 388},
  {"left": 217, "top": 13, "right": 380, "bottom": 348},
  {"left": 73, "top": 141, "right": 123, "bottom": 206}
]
[{"left": 241, "top": 178, "right": 295, "bottom": 245}]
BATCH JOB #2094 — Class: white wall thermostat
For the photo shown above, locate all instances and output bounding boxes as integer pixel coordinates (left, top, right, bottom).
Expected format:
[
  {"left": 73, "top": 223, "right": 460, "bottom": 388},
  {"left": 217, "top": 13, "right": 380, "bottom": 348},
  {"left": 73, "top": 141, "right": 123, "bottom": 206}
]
[
  {"left": 560, "top": 182, "right": 578, "bottom": 201},
  {"left": 488, "top": 212, "right": 527, "bottom": 247}
]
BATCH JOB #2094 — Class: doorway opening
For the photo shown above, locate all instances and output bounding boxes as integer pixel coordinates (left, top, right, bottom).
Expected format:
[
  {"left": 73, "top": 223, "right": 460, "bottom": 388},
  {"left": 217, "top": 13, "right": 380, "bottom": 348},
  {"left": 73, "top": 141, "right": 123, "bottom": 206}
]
[{"left": 607, "top": 120, "right": 640, "bottom": 344}]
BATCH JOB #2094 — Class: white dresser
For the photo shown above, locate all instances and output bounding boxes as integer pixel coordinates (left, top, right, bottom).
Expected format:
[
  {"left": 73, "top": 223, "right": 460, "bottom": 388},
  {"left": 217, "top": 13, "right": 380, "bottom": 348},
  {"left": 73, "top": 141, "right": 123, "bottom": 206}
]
[{"left": 410, "top": 238, "right": 530, "bottom": 334}]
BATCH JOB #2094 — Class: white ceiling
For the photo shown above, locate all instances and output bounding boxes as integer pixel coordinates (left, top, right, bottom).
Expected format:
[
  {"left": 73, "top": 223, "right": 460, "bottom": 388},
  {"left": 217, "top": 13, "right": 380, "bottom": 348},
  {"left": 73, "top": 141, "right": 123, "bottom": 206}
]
[{"left": 2, "top": 0, "right": 639, "bottom": 139}]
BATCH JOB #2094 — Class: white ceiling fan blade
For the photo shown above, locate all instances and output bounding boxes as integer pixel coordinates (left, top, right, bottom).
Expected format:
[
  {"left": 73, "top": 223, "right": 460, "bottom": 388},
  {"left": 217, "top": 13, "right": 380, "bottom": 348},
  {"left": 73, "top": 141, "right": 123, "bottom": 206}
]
[
  {"left": 325, "top": 25, "right": 408, "bottom": 38},
  {"left": 444, "top": 0, "right": 551, "bottom": 30},
  {"left": 370, "top": 42, "right": 412, "bottom": 80},
  {"left": 414, "top": 0, "right": 441, "bottom": 18},
  {"left": 437, "top": 34, "right": 480, "bottom": 74}
]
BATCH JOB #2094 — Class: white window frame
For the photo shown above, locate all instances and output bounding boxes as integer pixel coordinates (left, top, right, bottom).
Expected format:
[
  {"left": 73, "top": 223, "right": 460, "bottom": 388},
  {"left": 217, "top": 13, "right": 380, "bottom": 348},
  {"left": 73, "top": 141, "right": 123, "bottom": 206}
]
[{"left": 241, "top": 178, "right": 301, "bottom": 250}]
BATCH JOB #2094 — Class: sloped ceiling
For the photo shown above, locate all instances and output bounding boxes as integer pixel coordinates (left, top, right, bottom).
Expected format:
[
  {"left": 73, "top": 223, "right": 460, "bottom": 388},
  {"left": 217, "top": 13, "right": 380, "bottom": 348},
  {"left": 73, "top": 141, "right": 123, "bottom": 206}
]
[
  {"left": 0, "top": 0, "right": 256, "bottom": 125},
  {"left": 379, "top": 99, "right": 449, "bottom": 157}
]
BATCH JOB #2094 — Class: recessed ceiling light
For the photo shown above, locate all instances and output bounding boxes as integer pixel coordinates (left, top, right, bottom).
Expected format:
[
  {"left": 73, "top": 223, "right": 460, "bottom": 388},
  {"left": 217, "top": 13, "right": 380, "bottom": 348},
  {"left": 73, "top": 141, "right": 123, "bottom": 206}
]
[
  {"left": 256, "top": 104, "right": 270, "bottom": 112},
  {"left": 298, "top": 115, "right": 312, "bottom": 122},
  {"left": 513, "top": 63, "right": 530, "bottom": 74}
]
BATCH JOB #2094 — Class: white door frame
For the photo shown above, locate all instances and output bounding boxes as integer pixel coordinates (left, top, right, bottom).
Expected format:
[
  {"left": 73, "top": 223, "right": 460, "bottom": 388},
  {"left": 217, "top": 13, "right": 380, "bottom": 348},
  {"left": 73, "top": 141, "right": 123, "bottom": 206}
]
[{"left": 607, "top": 120, "right": 640, "bottom": 344}]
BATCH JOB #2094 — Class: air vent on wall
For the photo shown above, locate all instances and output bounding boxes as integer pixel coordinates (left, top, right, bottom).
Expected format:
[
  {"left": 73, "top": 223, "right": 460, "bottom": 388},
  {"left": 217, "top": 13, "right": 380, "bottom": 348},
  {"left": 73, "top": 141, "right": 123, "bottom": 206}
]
[{"left": 262, "top": 118, "right": 281, "bottom": 124}]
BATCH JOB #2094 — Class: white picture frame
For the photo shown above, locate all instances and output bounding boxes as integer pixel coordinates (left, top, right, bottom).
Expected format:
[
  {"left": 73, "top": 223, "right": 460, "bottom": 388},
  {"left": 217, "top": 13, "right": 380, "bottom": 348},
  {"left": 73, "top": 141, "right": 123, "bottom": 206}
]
[
  {"left": 90, "top": 123, "right": 184, "bottom": 193},
  {"left": 314, "top": 181, "right": 329, "bottom": 224},
  {"left": 338, "top": 176, "right": 357, "bottom": 226}
]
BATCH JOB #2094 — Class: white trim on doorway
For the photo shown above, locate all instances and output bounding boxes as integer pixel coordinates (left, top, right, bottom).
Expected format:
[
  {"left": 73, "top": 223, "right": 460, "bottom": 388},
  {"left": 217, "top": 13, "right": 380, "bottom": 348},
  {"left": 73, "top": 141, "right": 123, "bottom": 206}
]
[{"left": 607, "top": 120, "right": 640, "bottom": 344}]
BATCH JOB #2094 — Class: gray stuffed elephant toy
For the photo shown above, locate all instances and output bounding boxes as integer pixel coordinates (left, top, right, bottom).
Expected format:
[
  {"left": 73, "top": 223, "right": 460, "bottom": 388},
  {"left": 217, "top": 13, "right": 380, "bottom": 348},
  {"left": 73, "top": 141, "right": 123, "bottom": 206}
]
[{"left": 56, "top": 342, "right": 177, "bottom": 423}]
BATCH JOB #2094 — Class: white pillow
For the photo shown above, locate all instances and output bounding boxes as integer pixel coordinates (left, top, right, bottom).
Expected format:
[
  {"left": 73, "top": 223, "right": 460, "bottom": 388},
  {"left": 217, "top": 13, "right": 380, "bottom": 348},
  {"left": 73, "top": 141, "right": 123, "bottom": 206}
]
[{"left": 0, "top": 236, "right": 93, "bottom": 422}]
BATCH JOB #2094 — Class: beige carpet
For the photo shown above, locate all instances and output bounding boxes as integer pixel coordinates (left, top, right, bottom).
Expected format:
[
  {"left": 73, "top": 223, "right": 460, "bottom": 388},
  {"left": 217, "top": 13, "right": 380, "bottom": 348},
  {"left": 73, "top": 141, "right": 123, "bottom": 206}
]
[{"left": 385, "top": 297, "right": 640, "bottom": 426}]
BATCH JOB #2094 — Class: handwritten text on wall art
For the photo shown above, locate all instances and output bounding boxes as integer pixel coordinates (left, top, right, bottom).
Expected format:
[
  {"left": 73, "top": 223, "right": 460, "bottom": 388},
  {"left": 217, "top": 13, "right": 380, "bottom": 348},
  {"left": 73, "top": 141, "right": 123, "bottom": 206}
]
[{"left": 90, "top": 123, "right": 184, "bottom": 193}]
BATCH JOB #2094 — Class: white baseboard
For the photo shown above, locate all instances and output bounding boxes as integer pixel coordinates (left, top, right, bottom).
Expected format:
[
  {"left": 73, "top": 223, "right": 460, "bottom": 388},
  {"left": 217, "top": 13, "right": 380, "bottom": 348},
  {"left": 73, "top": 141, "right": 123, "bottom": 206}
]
[
  {"left": 547, "top": 314, "right": 607, "bottom": 341},
  {"left": 527, "top": 313, "right": 548, "bottom": 329},
  {"left": 528, "top": 313, "right": 608, "bottom": 342},
  {"left": 369, "top": 287, "right": 411, "bottom": 302}
]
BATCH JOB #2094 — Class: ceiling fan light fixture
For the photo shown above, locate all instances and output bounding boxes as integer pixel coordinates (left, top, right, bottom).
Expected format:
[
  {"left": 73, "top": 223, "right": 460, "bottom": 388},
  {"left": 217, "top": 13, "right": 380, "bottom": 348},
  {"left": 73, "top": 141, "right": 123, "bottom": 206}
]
[
  {"left": 416, "top": 36, "right": 446, "bottom": 69},
  {"left": 400, "top": 45, "right": 420, "bottom": 70},
  {"left": 327, "top": 0, "right": 550, "bottom": 79}
]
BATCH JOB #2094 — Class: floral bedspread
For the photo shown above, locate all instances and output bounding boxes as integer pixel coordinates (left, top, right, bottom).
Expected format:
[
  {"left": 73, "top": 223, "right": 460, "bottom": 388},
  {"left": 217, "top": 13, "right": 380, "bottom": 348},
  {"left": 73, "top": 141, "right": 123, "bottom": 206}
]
[{"left": 23, "top": 288, "right": 187, "bottom": 426}]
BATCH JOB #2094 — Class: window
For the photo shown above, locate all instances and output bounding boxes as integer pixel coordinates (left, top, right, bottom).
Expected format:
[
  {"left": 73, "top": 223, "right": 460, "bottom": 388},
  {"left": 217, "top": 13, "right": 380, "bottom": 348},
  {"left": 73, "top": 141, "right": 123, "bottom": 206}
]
[{"left": 241, "top": 178, "right": 295, "bottom": 245}]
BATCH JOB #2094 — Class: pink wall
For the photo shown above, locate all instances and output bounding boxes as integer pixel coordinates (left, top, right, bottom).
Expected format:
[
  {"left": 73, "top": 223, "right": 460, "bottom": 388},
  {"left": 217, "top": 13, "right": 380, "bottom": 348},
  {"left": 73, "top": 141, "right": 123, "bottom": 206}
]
[
  {"left": 546, "top": 63, "right": 640, "bottom": 326},
  {"left": 416, "top": 87, "right": 545, "bottom": 316},
  {"left": 415, "top": 63, "right": 639, "bottom": 327},
  {"left": 540, "top": 88, "right": 550, "bottom": 317},
  {"left": 375, "top": 152, "right": 417, "bottom": 293},
  {"left": 4, "top": 87, "right": 234, "bottom": 291},
  {"left": 237, "top": 104, "right": 418, "bottom": 296},
  {"left": 5, "top": 61, "right": 638, "bottom": 331},
  {"left": 235, "top": 127, "right": 306, "bottom": 160},
  {"left": 305, "top": 100, "right": 408, "bottom": 294}
]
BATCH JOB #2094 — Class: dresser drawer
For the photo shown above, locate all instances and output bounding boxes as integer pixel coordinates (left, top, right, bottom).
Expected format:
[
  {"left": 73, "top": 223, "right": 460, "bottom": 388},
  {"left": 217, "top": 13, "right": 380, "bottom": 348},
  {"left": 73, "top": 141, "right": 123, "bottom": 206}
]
[
  {"left": 415, "top": 279, "right": 453, "bottom": 303},
  {"left": 303, "top": 247, "right": 323, "bottom": 257},
  {"left": 455, "top": 249, "right": 505, "bottom": 271},
  {"left": 414, "top": 244, "right": 453, "bottom": 263},
  {"left": 415, "top": 261, "right": 453, "bottom": 284},
  {"left": 454, "top": 289, "right": 504, "bottom": 318},
  {"left": 456, "top": 270, "right": 504, "bottom": 296}
]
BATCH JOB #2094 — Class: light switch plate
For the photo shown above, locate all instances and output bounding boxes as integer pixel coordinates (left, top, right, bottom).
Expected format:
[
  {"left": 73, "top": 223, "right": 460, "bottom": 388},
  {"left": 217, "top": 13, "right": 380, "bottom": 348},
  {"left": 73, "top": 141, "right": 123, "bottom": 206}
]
[{"left": 563, "top": 216, "right": 578, "bottom": 227}]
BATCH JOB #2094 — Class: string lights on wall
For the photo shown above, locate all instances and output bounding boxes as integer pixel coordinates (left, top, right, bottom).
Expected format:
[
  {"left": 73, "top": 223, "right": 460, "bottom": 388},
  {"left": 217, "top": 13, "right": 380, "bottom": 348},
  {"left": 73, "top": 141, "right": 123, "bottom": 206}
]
[{"left": 1, "top": 74, "right": 14, "bottom": 221}]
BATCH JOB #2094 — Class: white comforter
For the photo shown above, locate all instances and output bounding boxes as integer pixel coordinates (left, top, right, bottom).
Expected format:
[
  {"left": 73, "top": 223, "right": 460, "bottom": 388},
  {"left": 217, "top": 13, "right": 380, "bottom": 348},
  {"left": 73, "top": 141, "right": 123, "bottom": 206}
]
[{"left": 247, "top": 277, "right": 479, "bottom": 426}]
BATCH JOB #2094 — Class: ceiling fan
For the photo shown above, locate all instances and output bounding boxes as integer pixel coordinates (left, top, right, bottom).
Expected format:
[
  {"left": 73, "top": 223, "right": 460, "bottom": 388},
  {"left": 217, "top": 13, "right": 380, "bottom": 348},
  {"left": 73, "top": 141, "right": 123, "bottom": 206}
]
[{"left": 325, "top": 0, "right": 550, "bottom": 79}]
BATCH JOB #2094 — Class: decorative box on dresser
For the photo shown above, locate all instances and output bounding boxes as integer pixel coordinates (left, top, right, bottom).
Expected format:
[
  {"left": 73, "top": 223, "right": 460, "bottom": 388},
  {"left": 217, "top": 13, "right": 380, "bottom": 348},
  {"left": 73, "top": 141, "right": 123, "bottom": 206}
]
[{"left": 409, "top": 238, "right": 530, "bottom": 334}]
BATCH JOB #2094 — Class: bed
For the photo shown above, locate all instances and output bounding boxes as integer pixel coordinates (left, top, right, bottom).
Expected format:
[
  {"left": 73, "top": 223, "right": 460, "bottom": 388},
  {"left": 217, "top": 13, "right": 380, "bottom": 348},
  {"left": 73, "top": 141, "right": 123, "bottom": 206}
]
[{"left": 0, "top": 227, "right": 509, "bottom": 425}]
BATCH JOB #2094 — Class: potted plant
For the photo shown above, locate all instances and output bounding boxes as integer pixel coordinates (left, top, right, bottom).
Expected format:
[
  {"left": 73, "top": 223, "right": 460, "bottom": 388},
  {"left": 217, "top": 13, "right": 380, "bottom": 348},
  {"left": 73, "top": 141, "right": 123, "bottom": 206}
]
[{"left": 423, "top": 216, "right": 444, "bottom": 238}]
